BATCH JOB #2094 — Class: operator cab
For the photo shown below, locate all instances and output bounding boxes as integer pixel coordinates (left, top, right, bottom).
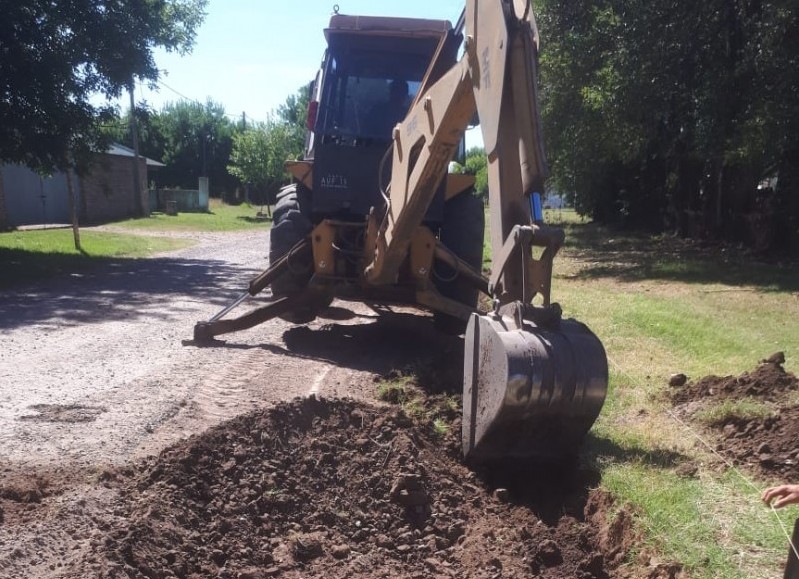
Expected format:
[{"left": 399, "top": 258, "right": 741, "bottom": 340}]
[{"left": 308, "top": 15, "right": 457, "bottom": 218}]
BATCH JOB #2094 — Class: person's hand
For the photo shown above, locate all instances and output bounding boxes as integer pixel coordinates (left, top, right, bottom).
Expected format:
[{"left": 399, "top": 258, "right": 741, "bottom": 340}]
[{"left": 762, "top": 485, "right": 799, "bottom": 509}]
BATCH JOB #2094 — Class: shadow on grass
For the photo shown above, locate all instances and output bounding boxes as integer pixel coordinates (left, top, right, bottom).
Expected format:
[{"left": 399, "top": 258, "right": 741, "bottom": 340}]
[
  {"left": 0, "top": 247, "right": 259, "bottom": 330},
  {"left": 563, "top": 222, "right": 799, "bottom": 292},
  {"left": 584, "top": 432, "right": 687, "bottom": 469},
  {"left": 237, "top": 215, "right": 272, "bottom": 224}
]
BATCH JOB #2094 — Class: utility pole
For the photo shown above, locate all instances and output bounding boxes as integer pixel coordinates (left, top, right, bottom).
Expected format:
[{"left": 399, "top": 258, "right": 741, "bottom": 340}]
[
  {"left": 129, "top": 77, "right": 144, "bottom": 217},
  {"left": 242, "top": 111, "right": 247, "bottom": 131},
  {"left": 202, "top": 134, "right": 208, "bottom": 177}
]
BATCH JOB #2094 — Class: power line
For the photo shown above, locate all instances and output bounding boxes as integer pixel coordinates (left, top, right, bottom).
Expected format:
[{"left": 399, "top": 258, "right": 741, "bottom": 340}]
[
  {"left": 156, "top": 79, "right": 201, "bottom": 105},
  {"left": 153, "top": 79, "right": 265, "bottom": 124}
]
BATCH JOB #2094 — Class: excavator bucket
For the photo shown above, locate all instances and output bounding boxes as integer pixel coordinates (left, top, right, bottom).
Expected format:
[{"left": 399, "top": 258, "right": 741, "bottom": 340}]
[{"left": 462, "top": 311, "right": 608, "bottom": 463}]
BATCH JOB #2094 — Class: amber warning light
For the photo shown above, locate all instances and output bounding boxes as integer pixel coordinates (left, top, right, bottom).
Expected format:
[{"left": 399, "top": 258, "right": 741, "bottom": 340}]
[{"left": 306, "top": 101, "right": 319, "bottom": 130}]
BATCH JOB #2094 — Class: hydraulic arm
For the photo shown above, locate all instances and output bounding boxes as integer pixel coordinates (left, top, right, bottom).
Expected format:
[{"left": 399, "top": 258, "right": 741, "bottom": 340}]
[{"left": 364, "top": 0, "right": 608, "bottom": 460}]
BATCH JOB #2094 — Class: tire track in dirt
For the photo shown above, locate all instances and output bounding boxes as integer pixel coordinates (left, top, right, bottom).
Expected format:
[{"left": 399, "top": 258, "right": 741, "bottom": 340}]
[{"left": 129, "top": 340, "right": 339, "bottom": 461}]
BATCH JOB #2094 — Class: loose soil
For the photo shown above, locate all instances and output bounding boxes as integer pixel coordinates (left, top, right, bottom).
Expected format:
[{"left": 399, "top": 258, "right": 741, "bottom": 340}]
[
  {"left": 39, "top": 397, "right": 646, "bottom": 579},
  {"left": 670, "top": 356, "right": 799, "bottom": 480}
]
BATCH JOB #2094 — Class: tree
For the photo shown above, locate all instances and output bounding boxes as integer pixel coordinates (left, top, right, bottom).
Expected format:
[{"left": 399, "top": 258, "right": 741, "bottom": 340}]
[
  {"left": 276, "top": 87, "right": 310, "bottom": 131},
  {"left": 155, "top": 100, "right": 238, "bottom": 196},
  {"left": 0, "top": 0, "right": 208, "bottom": 174},
  {"left": 105, "top": 100, "right": 240, "bottom": 197},
  {"left": 228, "top": 118, "right": 302, "bottom": 210},
  {"left": 276, "top": 86, "right": 311, "bottom": 160},
  {"left": 227, "top": 87, "right": 311, "bottom": 209},
  {"left": 463, "top": 147, "right": 488, "bottom": 200},
  {"left": 536, "top": 0, "right": 799, "bottom": 251}
]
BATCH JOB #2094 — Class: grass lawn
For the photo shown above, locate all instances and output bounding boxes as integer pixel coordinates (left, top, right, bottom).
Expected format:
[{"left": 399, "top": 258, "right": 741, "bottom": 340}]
[
  {"left": 550, "top": 215, "right": 799, "bottom": 578},
  {"left": 1, "top": 200, "right": 271, "bottom": 288},
  {"left": 111, "top": 198, "right": 272, "bottom": 232},
  {"left": 0, "top": 229, "right": 192, "bottom": 289}
]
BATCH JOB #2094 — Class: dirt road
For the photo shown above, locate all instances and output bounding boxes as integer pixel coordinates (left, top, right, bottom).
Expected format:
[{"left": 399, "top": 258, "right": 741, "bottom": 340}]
[
  {"left": 0, "top": 228, "right": 431, "bottom": 576},
  {"left": 1, "top": 229, "right": 324, "bottom": 471}
]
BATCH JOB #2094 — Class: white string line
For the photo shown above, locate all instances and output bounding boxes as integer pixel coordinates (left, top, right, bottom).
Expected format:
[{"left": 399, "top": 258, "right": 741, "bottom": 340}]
[
  {"left": 665, "top": 405, "right": 799, "bottom": 563},
  {"left": 605, "top": 354, "right": 799, "bottom": 564}
]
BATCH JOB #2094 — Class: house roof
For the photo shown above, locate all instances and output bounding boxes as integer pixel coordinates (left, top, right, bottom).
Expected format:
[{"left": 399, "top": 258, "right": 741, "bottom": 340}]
[{"left": 106, "top": 143, "right": 166, "bottom": 167}]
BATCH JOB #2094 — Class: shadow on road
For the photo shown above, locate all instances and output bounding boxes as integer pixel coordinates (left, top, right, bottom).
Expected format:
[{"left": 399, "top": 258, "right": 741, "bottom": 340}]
[
  {"left": 199, "top": 309, "right": 465, "bottom": 391},
  {"left": 0, "top": 255, "right": 258, "bottom": 330}
]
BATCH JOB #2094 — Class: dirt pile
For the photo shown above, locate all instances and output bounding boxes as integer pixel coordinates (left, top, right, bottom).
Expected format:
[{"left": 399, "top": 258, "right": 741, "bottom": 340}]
[
  {"left": 671, "top": 357, "right": 797, "bottom": 404},
  {"left": 670, "top": 356, "right": 799, "bottom": 479},
  {"left": 64, "top": 397, "right": 641, "bottom": 579}
]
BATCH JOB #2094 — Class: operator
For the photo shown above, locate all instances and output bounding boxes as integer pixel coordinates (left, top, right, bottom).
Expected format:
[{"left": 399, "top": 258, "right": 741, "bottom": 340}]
[
  {"left": 367, "top": 78, "right": 411, "bottom": 138},
  {"left": 763, "top": 484, "right": 799, "bottom": 579}
]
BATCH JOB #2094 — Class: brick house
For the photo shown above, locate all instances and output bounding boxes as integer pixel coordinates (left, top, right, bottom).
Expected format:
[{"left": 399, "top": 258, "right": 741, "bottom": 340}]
[
  {"left": 0, "top": 144, "right": 164, "bottom": 228},
  {"left": 81, "top": 144, "right": 164, "bottom": 223}
]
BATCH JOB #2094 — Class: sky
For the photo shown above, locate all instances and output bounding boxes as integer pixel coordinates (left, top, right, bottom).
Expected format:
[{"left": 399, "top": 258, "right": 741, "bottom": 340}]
[{"left": 117, "top": 0, "right": 467, "bottom": 125}]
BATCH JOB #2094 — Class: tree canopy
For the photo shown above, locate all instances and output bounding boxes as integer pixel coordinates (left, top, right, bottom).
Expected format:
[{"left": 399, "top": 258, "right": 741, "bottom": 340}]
[
  {"left": 537, "top": 0, "right": 799, "bottom": 251},
  {"left": 0, "top": 0, "right": 208, "bottom": 173},
  {"left": 102, "top": 87, "right": 310, "bottom": 202},
  {"left": 105, "top": 100, "right": 238, "bottom": 196},
  {"left": 228, "top": 119, "right": 301, "bottom": 206},
  {"left": 227, "top": 87, "right": 309, "bottom": 205},
  {"left": 462, "top": 147, "right": 488, "bottom": 200}
]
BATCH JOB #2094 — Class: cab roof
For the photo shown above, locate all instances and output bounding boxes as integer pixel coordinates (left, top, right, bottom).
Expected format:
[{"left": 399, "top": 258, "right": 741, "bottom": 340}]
[{"left": 324, "top": 14, "right": 452, "bottom": 42}]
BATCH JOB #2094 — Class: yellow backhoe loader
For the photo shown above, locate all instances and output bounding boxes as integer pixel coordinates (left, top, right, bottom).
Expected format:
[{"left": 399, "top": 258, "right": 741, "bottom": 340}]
[{"left": 194, "top": 0, "right": 608, "bottom": 462}]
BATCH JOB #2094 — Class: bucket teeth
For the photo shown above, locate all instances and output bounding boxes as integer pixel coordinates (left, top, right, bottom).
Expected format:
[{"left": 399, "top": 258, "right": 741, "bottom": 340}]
[{"left": 462, "top": 312, "right": 608, "bottom": 462}]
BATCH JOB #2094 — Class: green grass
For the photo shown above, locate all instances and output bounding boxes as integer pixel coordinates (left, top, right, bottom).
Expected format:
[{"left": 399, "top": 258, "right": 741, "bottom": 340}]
[
  {"left": 0, "top": 228, "right": 191, "bottom": 288},
  {"left": 600, "top": 463, "right": 794, "bottom": 578},
  {"left": 544, "top": 207, "right": 588, "bottom": 225},
  {"left": 112, "top": 199, "right": 272, "bottom": 232},
  {"left": 694, "top": 399, "right": 775, "bottom": 425},
  {"left": 1, "top": 200, "right": 271, "bottom": 287},
  {"left": 376, "top": 371, "right": 458, "bottom": 430},
  {"left": 481, "top": 209, "right": 799, "bottom": 576},
  {"left": 376, "top": 378, "right": 414, "bottom": 406},
  {"left": 432, "top": 417, "right": 450, "bottom": 436},
  {"left": 376, "top": 375, "right": 428, "bottom": 420},
  {"left": 548, "top": 220, "right": 799, "bottom": 578}
]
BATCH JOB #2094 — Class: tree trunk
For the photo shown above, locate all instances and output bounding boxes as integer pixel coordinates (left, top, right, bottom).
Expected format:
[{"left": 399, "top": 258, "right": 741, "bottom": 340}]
[{"left": 65, "top": 167, "right": 81, "bottom": 252}]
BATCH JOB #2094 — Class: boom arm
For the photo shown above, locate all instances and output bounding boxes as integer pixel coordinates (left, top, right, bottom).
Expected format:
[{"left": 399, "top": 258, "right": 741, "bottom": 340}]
[{"left": 365, "top": 0, "right": 551, "bottom": 307}]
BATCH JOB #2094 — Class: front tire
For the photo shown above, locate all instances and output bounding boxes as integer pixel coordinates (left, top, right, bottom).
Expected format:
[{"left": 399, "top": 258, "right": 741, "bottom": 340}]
[{"left": 268, "top": 184, "right": 327, "bottom": 323}]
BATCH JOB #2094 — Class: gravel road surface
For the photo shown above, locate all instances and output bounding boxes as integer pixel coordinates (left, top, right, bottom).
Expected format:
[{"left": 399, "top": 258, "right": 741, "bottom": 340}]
[{"left": 0, "top": 227, "right": 420, "bottom": 577}]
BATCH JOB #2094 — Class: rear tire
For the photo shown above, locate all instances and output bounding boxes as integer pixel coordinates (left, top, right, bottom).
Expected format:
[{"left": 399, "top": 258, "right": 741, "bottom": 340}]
[
  {"left": 433, "top": 190, "right": 486, "bottom": 334},
  {"left": 268, "top": 184, "right": 326, "bottom": 323}
]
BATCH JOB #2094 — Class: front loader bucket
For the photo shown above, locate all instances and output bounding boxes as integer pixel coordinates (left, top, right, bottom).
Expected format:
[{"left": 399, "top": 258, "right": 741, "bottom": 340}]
[{"left": 462, "top": 312, "right": 608, "bottom": 462}]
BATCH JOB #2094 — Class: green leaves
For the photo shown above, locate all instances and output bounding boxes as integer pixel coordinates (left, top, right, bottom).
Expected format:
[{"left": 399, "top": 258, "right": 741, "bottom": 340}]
[
  {"left": 228, "top": 120, "right": 294, "bottom": 194},
  {"left": 227, "top": 87, "right": 309, "bottom": 204},
  {"left": 463, "top": 147, "right": 488, "bottom": 200},
  {"left": 537, "top": 0, "right": 799, "bottom": 249},
  {"left": 0, "top": 0, "right": 208, "bottom": 173}
]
